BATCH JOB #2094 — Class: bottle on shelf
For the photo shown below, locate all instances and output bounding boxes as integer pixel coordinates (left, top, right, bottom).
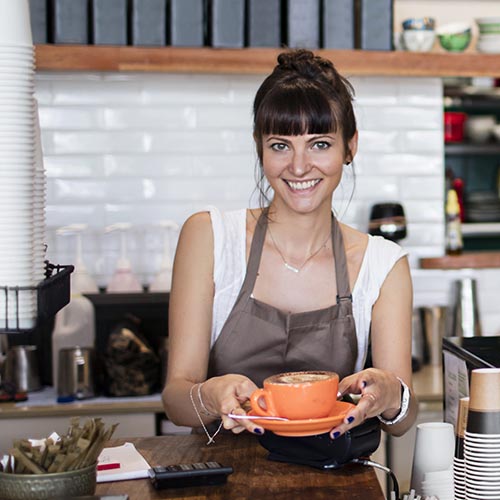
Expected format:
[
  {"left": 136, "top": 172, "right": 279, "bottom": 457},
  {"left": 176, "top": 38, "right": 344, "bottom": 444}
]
[{"left": 445, "top": 188, "right": 464, "bottom": 256}]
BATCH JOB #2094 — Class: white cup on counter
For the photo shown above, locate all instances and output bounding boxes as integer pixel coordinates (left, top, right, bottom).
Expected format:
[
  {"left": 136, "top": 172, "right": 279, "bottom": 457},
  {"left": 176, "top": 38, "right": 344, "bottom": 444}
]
[{"left": 410, "top": 421, "right": 455, "bottom": 494}]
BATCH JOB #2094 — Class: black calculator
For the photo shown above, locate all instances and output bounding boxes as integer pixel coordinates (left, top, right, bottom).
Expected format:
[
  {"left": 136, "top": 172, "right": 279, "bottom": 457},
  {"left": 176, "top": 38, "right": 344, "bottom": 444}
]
[{"left": 148, "top": 462, "right": 233, "bottom": 489}]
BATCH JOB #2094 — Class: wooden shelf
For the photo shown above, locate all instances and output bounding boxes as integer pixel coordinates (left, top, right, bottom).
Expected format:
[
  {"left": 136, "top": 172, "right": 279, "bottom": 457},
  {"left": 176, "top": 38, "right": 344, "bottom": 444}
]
[
  {"left": 34, "top": 45, "right": 500, "bottom": 77},
  {"left": 420, "top": 251, "right": 500, "bottom": 269},
  {"left": 445, "top": 143, "right": 500, "bottom": 155}
]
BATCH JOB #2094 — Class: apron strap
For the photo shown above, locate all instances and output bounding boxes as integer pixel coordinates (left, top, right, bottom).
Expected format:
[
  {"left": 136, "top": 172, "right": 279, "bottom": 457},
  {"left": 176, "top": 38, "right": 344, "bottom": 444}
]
[
  {"left": 239, "top": 209, "right": 269, "bottom": 295},
  {"left": 331, "top": 215, "right": 352, "bottom": 303}
]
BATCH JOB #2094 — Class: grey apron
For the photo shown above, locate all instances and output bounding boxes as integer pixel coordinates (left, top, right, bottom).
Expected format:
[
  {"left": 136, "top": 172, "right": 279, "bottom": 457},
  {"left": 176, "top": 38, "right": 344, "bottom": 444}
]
[{"left": 208, "top": 210, "right": 358, "bottom": 388}]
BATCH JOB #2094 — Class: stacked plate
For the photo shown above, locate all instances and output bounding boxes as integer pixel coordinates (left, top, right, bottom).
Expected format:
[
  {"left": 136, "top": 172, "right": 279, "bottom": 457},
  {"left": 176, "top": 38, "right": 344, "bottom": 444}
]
[
  {"left": 465, "top": 191, "right": 500, "bottom": 223},
  {"left": 0, "top": 0, "right": 44, "bottom": 330},
  {"left": 464, "top": 368, "right": 500, "bottom": 500},
  {"left": 476, "top": 17, "right": 500, "bottom": 54}
]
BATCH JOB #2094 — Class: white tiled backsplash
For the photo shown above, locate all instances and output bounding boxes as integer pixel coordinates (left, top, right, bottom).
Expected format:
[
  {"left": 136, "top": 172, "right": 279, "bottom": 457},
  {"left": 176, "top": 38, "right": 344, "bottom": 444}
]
[{"left": 36, "top": 71, "right": 500, "bottom": 336}]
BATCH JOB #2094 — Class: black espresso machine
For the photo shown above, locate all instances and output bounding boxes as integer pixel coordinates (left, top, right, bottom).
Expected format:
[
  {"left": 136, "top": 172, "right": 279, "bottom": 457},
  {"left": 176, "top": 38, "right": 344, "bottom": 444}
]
[{"left": 442, "top": 336, "right": 500, "bottom": 429}]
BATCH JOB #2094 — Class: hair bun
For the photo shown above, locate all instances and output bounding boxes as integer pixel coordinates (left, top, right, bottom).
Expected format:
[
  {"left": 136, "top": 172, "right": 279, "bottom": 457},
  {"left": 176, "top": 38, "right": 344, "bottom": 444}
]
[{"left": 276, "top": 49, "right": 335, "bottom": 80}]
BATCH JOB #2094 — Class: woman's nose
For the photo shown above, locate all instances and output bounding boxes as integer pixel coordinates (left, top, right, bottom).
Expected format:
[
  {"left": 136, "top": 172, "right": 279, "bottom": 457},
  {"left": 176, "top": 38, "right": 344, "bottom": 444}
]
[{"left": 289, "top": 150, "right": 312, "bottom": 176}]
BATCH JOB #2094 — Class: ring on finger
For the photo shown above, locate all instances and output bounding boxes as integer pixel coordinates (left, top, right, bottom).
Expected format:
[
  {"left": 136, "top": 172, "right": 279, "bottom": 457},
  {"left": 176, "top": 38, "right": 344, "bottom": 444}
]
[{"left": 362, "top": 392, "right": 377, "bottom": 403}]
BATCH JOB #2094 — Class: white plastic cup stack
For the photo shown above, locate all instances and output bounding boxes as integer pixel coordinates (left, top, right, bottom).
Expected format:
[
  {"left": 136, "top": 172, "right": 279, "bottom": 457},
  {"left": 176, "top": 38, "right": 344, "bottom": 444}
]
[
  {"left": 410, "top": 422, "right": 455, "bottom": 499},
  {"left": 0, "top": 0, "right": 39, "bottom": 330}
]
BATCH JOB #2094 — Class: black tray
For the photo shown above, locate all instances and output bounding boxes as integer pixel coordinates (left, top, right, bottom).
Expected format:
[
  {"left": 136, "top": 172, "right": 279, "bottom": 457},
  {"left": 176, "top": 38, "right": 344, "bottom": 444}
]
[{"left": 0, "top": 262, "right": 74, "bottom": 333}]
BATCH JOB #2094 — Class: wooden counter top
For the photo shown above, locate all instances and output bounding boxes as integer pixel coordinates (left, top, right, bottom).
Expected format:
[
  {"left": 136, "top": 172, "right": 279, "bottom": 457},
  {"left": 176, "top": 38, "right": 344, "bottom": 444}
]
[
  {"left": 96, "top": 434, "right": 385, "bottom": 500},
  {"left": 412, "top": 365, "right": 443, "bottom": 403}
]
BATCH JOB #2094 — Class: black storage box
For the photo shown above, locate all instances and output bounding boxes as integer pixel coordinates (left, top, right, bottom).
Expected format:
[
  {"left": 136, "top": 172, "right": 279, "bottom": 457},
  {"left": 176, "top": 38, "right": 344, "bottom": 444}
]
[
  {"left": 442, "top": 336, "right": 500, "bottom": 428},
  {"left": 84, "top": 292, "right": 169, "bottom": 355}
]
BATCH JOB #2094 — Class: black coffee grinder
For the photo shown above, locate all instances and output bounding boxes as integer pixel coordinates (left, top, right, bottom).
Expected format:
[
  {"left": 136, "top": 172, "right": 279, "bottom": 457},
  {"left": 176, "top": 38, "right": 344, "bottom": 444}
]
[{"left": 368, "top": 202, "right": 407, "bottom": 242}]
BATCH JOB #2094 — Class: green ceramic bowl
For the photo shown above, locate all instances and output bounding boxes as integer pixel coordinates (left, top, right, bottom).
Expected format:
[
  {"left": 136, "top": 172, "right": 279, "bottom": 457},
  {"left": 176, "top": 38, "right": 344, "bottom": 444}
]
[
  {"left": 0, "top": 463, "right": 96, "bottom": 500},
  {"left": 438, "top": 30, "right": 472, "bottom": 52}
]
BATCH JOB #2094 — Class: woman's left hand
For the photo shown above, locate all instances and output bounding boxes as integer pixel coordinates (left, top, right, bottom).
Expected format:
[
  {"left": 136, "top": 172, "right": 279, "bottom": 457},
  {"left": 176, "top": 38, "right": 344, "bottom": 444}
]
[{"left": 329, "top": 368, "right": 402, "bottom": 439}]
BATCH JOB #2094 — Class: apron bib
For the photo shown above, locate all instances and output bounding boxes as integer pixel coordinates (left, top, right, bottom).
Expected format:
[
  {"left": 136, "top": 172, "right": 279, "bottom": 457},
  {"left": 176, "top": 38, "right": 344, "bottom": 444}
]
[{"left": 209, "top": 210, "right": 357, "bottom": 387}]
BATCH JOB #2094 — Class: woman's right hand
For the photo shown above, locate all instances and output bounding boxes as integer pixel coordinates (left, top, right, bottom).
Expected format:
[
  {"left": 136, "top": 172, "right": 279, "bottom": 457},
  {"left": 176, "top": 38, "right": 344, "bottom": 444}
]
[{"left": 201, "top": 375, "right": 264, "bottom": 435}]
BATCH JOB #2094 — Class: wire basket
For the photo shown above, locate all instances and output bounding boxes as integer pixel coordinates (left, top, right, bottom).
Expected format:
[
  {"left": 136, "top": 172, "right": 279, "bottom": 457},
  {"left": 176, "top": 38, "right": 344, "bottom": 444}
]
[{"left": 0, "top": 262, "right": 74, "bottom": 333}]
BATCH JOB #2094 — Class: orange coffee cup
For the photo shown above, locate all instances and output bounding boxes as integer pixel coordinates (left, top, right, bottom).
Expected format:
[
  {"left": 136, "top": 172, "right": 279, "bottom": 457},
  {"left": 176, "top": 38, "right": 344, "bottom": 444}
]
[{"left": 250, "top": 370, "right": 339, "bottom": 420}]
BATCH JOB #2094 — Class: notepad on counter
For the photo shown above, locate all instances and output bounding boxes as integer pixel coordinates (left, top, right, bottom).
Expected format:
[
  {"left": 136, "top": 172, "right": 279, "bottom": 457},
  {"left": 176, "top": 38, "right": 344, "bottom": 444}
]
[{"left": 97, "top": 442, "right": 151, "bottom": 483}]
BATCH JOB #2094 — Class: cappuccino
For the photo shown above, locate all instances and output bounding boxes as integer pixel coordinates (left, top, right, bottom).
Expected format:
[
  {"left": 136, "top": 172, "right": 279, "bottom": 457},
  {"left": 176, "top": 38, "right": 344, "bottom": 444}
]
[
  {"left": 271, "top": 371, "right": 334, "bottom": 385},
  {"left": 250, "top": 370, "right": 339, "bottom": 420}
]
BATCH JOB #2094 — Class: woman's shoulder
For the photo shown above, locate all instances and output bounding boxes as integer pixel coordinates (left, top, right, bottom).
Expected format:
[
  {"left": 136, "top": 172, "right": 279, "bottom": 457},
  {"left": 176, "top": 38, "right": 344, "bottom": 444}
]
[{"left": 367, "top": 234, "right": 408, "bottom": 260}]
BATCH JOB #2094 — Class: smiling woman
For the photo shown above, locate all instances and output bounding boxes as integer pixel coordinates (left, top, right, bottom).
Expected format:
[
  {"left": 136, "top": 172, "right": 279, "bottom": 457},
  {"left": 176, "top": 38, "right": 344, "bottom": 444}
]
[{"left": 162, "top": 49, "right": 417, "bottom": 444}]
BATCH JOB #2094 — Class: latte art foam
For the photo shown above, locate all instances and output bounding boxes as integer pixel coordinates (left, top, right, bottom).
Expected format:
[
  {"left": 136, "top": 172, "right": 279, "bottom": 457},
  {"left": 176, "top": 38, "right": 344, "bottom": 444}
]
[{"left": 272, "top": 372, "right": 333, "bottom": 384}]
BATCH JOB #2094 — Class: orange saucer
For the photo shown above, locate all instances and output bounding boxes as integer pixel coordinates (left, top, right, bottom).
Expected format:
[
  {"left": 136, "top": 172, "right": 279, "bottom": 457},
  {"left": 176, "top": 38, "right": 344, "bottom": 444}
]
[{"left": 249, "top": 401, "right": 355, "bottom": 437}]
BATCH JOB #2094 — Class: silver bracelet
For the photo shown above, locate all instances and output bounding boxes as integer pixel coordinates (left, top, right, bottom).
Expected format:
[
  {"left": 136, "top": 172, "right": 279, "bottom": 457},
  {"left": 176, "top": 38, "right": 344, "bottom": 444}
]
[
  {"left": 197, "top": 382, "right": 219, "bottom": 418},
  {"left": 377, "top": 377, "right": 410, "bottom": 426},
  {"left": 189, "top": 384, "right": 223, "bottom": 445}
]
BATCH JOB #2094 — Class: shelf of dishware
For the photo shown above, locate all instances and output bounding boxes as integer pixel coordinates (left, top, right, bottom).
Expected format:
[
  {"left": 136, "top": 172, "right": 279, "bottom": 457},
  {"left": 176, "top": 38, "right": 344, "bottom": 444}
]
[
  {"left": 462, "top": 222, "right": 500, "bottom": 236},
  {"left": 34, "top": 45, "right": 500, "bottom": 77}
]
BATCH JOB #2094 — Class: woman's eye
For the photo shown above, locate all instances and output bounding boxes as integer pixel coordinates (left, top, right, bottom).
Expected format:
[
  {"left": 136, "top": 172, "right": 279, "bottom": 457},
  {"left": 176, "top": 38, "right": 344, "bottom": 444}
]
[
  {"left": 271, "top": 143, "right": 288, "bottom": 152},
  {"left": 313, "top": 141, "right": 330, "bottom": 150}
]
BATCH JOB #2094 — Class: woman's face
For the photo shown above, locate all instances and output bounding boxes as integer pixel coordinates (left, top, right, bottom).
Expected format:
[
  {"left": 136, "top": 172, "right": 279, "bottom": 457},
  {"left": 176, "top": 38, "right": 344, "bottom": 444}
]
[{"left": 261, "top": 131, "right": 357, "bottom": 214}]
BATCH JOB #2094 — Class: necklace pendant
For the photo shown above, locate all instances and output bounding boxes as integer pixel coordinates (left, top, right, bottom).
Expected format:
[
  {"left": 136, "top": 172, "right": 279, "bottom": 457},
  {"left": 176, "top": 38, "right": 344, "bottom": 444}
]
[{"left": 284, "top": 262, "right": 300, "bottom": 273}]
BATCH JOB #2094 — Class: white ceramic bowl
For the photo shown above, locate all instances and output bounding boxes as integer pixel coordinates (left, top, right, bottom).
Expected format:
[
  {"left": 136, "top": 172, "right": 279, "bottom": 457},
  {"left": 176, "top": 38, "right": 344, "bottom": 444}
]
[
  {"left": 402, "top": 30, "right": 436, "bottom": 52},
  {"left": 476, "top": 17, "right": 500, "bottom": 34},
  {"left": 466, "top": 115, "right": 496, "bottom": 143}
]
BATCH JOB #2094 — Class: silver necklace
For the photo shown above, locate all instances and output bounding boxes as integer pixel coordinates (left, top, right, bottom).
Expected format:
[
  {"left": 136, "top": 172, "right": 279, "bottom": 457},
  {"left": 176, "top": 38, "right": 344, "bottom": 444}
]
[{"left": 267, "top": 225, "right": 330, "bottom": 273}]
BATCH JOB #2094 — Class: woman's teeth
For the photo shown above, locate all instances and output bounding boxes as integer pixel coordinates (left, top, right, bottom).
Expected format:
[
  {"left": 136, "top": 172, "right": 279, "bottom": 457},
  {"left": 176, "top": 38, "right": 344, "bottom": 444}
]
[{"left": 286, "top": 179, "right": 320, "bottom": 190}]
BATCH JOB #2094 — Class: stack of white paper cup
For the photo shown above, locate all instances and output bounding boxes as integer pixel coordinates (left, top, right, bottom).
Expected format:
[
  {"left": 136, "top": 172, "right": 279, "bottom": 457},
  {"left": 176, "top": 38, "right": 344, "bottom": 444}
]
[
  {"left": 464, "top": 368, "right": 500, "bottom": 500},
  {"left": 410, "top": 421, "right": 455, "bottom": 499},
  {"left": 33, "top": 99, "right": 47, "bottom": 285},
  {"left": 0, "top": 0, "right": 40, "bottom": 330}
]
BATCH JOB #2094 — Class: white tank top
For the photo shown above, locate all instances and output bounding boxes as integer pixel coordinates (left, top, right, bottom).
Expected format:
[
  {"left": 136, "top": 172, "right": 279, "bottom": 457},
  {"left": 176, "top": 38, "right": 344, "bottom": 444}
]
[{"left": 208, "top": 207, "right": 408, "bottom": 372}]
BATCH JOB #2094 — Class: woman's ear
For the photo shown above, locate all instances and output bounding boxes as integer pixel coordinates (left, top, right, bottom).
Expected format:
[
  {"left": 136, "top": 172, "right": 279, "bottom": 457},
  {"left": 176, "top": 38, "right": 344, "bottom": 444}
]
[{"left": 346, "top": 130, "right": 358, "bottom": 164}]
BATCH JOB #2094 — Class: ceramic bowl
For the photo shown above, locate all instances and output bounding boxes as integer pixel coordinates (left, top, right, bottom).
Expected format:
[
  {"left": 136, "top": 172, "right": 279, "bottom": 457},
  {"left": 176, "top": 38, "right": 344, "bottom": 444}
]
[
  {"left": 476, "top": 17, "right": 500, "bottom": 35},
  {"left": 402, "top": 17, "right": 435, "bottom": 31},
  {"left": 465, "top": 115, "right": 496, "bottom": 144},
  {"left": 0, "top": 463, "right": 96, "bottom": 500},
  {"left": 437, "top": 23, "right": 472, "bottom": 52},
  {"left": 402, "top": 30, "right": 436, "bottom": 52}
]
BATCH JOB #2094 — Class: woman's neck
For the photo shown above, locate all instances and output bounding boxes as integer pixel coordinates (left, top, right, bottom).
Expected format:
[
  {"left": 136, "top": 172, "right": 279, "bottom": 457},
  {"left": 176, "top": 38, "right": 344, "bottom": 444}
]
[{"left": 265, "top": 202, "right": 333, "bottom": 255}]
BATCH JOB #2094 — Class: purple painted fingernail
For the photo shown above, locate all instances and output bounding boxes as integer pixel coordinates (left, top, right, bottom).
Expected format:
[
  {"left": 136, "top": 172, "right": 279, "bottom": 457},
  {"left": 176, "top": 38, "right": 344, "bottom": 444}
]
[
  {"left": 253, "top": 428, "right": 263, "bottom": 435},
  {"left": 332, "top": 431, "right": 340, "bottom": 439},
  {"left": 361, "top": 381, "right": 367, "bottom": 388},
  {"left": 347, "top": 416, "right": 355, "bottom": 424}
]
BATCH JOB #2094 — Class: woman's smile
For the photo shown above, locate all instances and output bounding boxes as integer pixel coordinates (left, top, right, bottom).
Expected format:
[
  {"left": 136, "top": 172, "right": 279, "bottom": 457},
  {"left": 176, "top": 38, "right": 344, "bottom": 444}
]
[{"left": 284, "top": 178, "right": 322, "bottom": 191}]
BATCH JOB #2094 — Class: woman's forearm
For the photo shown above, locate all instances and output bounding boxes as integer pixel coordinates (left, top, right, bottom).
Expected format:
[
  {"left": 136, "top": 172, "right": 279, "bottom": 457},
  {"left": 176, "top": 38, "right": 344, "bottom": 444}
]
[{"left": 162, "top": 379, "right": 217, "bottom": 428}]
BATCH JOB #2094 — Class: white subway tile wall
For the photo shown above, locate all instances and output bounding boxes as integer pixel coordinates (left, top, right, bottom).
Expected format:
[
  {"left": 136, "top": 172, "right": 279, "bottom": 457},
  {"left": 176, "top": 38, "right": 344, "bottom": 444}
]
[{"left": 36, "top": 71, "right": 500, "bottom": 335}]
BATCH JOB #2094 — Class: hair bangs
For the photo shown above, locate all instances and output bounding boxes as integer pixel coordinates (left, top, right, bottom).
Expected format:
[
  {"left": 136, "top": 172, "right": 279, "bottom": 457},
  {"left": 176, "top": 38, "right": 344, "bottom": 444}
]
[{"left": 255, "top": 83, "right": 341, "bottom": 138}]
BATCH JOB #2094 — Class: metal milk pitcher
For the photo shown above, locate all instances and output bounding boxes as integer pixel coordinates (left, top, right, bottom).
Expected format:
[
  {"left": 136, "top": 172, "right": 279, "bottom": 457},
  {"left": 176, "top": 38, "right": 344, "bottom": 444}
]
[{"left": 451, "top": 278, "right": 482, "bottom": 338}]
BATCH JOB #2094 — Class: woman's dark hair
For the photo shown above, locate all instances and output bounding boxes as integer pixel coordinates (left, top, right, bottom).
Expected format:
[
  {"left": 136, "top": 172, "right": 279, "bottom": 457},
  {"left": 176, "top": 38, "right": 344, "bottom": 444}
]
[{"left": 252, "top": 49, "right": 357, "bottom": 206}]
